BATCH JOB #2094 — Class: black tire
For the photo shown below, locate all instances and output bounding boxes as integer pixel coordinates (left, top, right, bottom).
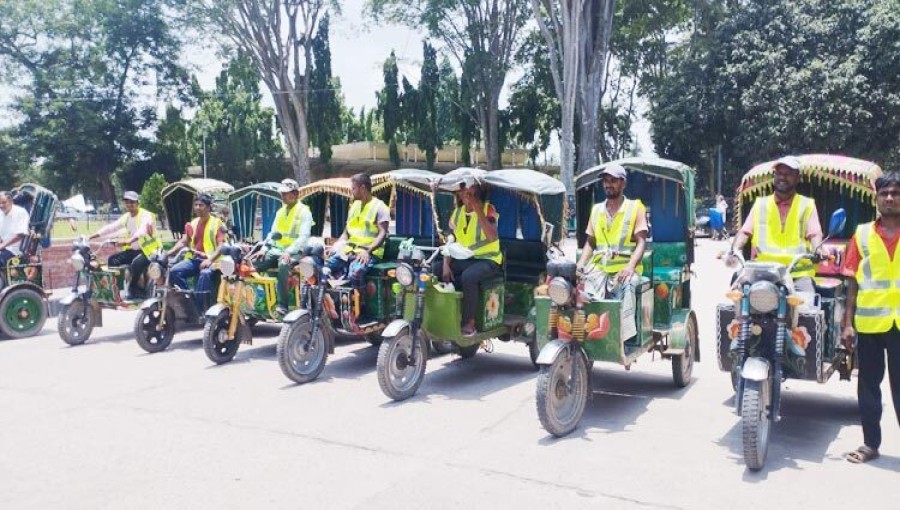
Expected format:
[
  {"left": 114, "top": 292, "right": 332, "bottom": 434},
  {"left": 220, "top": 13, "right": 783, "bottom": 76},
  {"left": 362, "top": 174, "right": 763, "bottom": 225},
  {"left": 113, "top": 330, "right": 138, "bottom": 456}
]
[
  {"left": 536, "top": 345, "right": 590, "bottom": 437},
  {"left": 366, "top": 335, "right": 383, "bottom": 346},
  {"left": 377, "top": 329, "right": 427, "bottom": 401},
  {"left": 430, "top": 340, "right": 455, "bottom": 355},
  {"left": 672, "top": 314, "right": 697, "bottom": 388},
  {"left": 458, "top": 343, "right": 479, "bottom": 359},
  {"left": 277, "top": 317, "right": 328, "bottom": 384},
  {"left": 202, "top": 310, "right": 246, "bottom": 364},
  {"left": 58, "top": 300, "right": 94, "bottom": 346},
  {"left": 134, "top": 304, "right": 176, "bottom": 353},
  {"left": 0, "top": 288, "right": 47, "bottom": 338},
  {"left": 741, "top": 378, "right": 772, "bottom": 471},
  {"left": 528, "top": 340, "right": 540, "bottom": 369}
]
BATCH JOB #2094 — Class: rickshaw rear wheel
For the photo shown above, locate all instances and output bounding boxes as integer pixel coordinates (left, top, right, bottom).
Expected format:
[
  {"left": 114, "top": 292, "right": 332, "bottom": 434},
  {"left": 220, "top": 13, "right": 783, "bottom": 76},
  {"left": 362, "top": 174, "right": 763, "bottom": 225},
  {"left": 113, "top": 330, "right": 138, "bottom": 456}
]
[
  {"left": 58, "top": 300, "right": 94, "bottom": 346},
  {"left": 430, "top": 339, "right": 455, "bottom": 355},
  {"left": 377, "top": 329, "right": 427, "bottom": 401},
  {"left": 277, "top": 316, "right": 328, "bottom": 384},
  {"left": 458, "top": 343, "right": 479, "bottom": 359},
  {"left": 202, "top": 310, "right": 246, "bottom": 364},
  {"left": 536, "top": 345, "right": 589, "bottom": 437},
  {"left": 134, "top": 304, "right": 176, "bottom": 353},
  {"left": 0, "top": 288, "right": 47, "bottom": 339},
  {"left": 672, "top": 314, "right": 698, "bottom": 387},
  {"left": 741, "top": 379, "right": 772, "bottom": 471}
]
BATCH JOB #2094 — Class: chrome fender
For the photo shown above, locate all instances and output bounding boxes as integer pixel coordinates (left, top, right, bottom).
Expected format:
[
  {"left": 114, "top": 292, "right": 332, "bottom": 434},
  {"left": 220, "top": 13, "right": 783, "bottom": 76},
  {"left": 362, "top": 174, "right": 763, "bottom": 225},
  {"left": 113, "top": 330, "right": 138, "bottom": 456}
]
[
  {"left": 536, "top": 339, "right": 572, "bottom": 366},
  {"left": 205, "top": 303, "right": 228, "bottom": 319},
  {"left": 382, "top": 319, "right": 410, "bottom": 339},
  {"left": 741, "top": 357, "right": 770, "bottom": 382},
  {"left": 140, "top": 298, "right": 161, "bottom": 311},
  {"left": 283, "top": 309, "right": 310, "bottom": 324}
]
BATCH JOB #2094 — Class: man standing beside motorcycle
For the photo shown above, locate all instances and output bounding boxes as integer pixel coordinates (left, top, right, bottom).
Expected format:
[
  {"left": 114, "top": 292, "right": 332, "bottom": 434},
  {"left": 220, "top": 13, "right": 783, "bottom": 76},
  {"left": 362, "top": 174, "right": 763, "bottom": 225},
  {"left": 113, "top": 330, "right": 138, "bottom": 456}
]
[
  {"left": 251, "top": 178, "right": 314, "bottom": 316},
  {"left": 730, "top": 156, "right": 825, "bottom": 293},
  {"left": 840, "top": 171, "right": 900, "bottom": 464},
  {"left": 166, "top": 193, "right": 228, "bottom": 311},
  {"left": 88, "top": 191, "right": 161, "bottom": 299},
  {"left": 575, "top": 163, "right": 648, "bottom": 342}
]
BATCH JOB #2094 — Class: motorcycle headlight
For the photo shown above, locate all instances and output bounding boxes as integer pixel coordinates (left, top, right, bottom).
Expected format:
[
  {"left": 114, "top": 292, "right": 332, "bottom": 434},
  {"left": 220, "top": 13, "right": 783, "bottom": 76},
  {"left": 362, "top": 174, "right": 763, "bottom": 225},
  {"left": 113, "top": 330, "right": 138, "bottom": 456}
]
[
  {"left": 548, "top": 276, "right": 573, "bottom": 306},
  {"left": 147, "top": 262, "right": 163, "bottom": 281},
  {"left": 298, "top": 256, "right": 317, "bottom": 279},
  {"left": 395, "top": 263, "right": 415, "bottom": 287},
  {"left": 218, "top": 256, "right": 235, "bottom": 278},
  {"left": 749, "top": 280, "right": 779, "bottom": 313},
  {"left": 70, "top": 253, "right": 85, "bottom": 271}
]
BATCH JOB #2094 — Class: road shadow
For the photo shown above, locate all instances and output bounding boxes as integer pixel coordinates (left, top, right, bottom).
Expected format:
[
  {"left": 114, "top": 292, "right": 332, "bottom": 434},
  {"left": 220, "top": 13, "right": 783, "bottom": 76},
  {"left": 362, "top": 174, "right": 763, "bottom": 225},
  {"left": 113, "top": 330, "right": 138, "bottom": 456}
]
[
  {"left": 58, "top": 330, "right": 138, "bottom": 348},
  {"left": 277, "top": 343, "right": 380, "bottom": 389},
  {"left": 716, "top": 388, "right": 858, "bottom": 478}
]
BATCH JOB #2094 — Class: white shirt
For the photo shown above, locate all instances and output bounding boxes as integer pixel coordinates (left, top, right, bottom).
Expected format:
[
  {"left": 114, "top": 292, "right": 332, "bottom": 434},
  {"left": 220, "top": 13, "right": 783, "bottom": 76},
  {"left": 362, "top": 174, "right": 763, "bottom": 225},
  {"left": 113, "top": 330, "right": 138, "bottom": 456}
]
[{"left": 0, "top": 205, "right": 30, "bottom": 256}]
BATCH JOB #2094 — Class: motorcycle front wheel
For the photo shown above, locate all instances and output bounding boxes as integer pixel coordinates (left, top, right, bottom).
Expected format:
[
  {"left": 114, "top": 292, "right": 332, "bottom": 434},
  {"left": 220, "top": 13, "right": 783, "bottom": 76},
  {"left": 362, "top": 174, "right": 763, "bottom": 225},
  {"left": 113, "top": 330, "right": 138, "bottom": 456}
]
[
  {"left": 202, "top": 310, "right": 247, "bottom": 364},
  {"left": 377, "top": 329, "right": 427, "bottom": 401},
  {"left": 134, "top": 304, "right": 176, "bottom": 353},
  {"left": 58, "top": 300, "right": 94, "bottom": 346},
  {"left": 536, "top": 345, "right": 589, "bottom": 437},
  {"left": 741, "top": 378, "right": 772, "bottom": 470},
  {"left": 277, "top": 316, "right": 328, "bottom": 384}
]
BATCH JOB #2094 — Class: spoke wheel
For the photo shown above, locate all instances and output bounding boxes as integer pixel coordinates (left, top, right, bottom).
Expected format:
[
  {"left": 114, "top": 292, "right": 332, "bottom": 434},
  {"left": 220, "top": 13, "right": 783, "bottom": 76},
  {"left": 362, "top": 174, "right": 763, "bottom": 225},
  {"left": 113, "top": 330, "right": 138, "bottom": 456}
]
[
  {"left": 134, "top": 304, "right": 176, "bottom": 353},
  {"left": 536, "top": 345, "right": 589, "bottom": 437},
  {"left": 277, "top": 317, "right": 328, "bottom": 384},
  {"left": 741, "top": 378, "right": 772, "bottom": 471},
  {"left": 0, "top": 288, "right": 47, "bottom": 338},
  {"left": 58, "top": 300, "right": 94, "bottom": 346},
  {"left": 377, "top": 330, "right": 427, "bottom": 401}
]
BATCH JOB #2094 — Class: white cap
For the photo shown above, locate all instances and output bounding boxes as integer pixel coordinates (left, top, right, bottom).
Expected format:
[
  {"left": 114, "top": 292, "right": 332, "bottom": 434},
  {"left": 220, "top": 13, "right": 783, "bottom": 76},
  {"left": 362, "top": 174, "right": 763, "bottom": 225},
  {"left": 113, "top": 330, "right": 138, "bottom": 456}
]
[
  {"left": 278, "top": 178, "right": 299, "bottom": 193},
  {"left": 122, "top": 191, "right": 139, "bottom": 202},
  {"left": 775, "top": 156, "right": 801, "bottom": 172},
  {"left": 599, "top": 163, "right": 627, "bottom": 180}
]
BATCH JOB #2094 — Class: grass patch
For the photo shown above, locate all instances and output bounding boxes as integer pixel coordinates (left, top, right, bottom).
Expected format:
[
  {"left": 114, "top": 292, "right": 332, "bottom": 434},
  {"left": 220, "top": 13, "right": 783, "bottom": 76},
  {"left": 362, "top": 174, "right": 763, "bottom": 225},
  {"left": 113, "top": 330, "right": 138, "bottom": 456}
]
[{"left": 51, "top": 218, "right": 176, "bottom": 242}]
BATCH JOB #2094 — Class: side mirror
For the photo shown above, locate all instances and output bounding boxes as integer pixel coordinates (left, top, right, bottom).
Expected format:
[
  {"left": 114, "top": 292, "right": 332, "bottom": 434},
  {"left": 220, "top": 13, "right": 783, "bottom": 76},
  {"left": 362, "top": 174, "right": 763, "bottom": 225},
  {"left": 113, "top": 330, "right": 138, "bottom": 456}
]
[
  {"left": 827, "top": 208, "right": 847, "bottom": 238},
  {"left": 270, "top": 232, "right": 283, "bottom": 241}
]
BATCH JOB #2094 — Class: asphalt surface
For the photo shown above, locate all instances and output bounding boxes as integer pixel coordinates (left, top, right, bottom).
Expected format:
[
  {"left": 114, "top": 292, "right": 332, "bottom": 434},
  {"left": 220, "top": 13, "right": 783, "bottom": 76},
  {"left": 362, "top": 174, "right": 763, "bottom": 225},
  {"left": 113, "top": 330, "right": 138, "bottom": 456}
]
[{"left": 1, "top": 238, "right": 898, "bottom": 509}]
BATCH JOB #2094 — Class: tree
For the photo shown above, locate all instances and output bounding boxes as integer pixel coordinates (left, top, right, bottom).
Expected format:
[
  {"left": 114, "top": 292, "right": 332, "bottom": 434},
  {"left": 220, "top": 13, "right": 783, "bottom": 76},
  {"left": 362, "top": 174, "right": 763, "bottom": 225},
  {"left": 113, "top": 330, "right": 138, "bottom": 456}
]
[
  {"left": 0, "top": 130, "right": 25, "bottom": 187},
  {"left": 140, "top": 173, "right": 169, "bottom": 219},
  {"left": 418, "top": 42, "right": 441, "bottom": 170},
  {"left": 0, "top": 0, "right": 188, "bottom": 202},
  {"left": 508, "top": 31, "right": 560, "bottom": 163},
  {"left": 377, "top": 51, "right": 403, "bottom": 168},
  {"left": 370, "top": 0, "right": 531, "bottom": 169},
  {"left": 192, "top": 0, "right": 333, "bottom": 185},
  {"left": 436, "top": 57, "right": 461, "bottom": 145},
  {"left": 308, "top": 13, "right": 342, "bottom": 165}
]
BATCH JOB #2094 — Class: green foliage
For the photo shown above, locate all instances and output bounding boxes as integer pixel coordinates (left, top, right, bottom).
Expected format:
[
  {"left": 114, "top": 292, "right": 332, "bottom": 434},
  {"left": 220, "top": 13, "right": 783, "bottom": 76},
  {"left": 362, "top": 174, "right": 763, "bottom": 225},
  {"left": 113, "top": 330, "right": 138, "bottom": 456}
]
[
  {"left": 308, "top": 14, "right": 342, "bottom": 165},
  {"left": 508, "top": 32, "right": 560, "bottom": 163},
  {"left": 418, "top": 42, "right": 441, "bottom": 169},
  {"left": 0, "top": 130, "right": 25, "bottom": 186},
  {"left": 139, "top": 173, "right": 169, "bottom": 218},
  {"left": 377, "top": 51, "right": 402, "bottom": 167}
]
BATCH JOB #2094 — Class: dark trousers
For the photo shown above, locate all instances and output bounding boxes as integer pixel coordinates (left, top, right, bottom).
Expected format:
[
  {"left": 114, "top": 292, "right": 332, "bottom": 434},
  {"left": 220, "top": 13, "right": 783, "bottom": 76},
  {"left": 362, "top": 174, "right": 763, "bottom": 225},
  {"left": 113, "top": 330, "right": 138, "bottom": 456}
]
[
  {"left": 108, "top": 249, "right": 150, "bottom": 297},
  {"left": 0, "top": 248, "right": 15, "bottom": 267},
  {"left": 857, "top": 327, "right": 900, "bottom": 450},
  {"left": 434, "top": 257, "right": 501, "bottom": 325},
  {"left": 169, "top": 258, "right": 218, "bottom": 311}
]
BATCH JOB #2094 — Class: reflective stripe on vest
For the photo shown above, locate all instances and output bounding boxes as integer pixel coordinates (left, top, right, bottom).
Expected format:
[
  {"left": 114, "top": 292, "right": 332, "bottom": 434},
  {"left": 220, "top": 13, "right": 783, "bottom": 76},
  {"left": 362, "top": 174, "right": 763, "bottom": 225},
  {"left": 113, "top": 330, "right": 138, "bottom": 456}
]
[
  {"left": 854, "top": 222, "right": 900, "bottom": 333},
  {"left": 591, "top": 198, "right": 643, "bottom": 275},
  {"left": 273, "top": 202, "right": 311, "bottom": 249},
  {"left": 751, "top": 194, "right": 815, "bottom": 278},
  {"left": 347, "top": 198, "right": 386, "bottom": 258},
  {"left": 452, "top": 203, "right": 502, "bottom": 265},
  {"left": 121, "top": 208, "right": 161, "bottom": 257},
  {"left": 189, "top": 215, "right": 223, "bottom": 256}
]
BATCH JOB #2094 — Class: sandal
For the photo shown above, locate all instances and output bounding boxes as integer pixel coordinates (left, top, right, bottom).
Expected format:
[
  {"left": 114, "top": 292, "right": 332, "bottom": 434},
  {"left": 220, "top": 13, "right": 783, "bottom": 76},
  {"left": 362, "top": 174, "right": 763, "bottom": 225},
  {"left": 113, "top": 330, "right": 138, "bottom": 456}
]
[{"left": 845, "top": 445, "right": 879, "bottom": 464}]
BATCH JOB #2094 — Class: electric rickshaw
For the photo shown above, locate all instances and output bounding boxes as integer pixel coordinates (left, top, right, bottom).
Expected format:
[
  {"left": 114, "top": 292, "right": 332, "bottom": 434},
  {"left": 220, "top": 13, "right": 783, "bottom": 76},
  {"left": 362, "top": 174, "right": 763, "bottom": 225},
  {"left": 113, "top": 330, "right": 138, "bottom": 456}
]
[
  {"left": 58, "top": 178, "right": 234, "bottom": 346},
  {"left": 717, "top": 154, "right": 880, "bottom": 469},
  {"left": 0, "top": 184, "right": 58, "bottom": 339},
  {"left": 534, "top": 157, "right": 700, "bottom": 437},
  {"left": 275, "top": 169, "right": 448, "bottom": 383},
  {"left": 375, "top": 167, "right": 565, "bottom": 401}
]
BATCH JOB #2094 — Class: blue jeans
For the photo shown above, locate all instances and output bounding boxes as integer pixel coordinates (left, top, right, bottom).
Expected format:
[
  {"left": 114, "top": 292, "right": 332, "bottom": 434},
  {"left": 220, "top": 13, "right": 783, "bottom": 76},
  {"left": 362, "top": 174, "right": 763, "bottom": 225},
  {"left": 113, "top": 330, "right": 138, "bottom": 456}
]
[
  {"left": 169, "top": 258, "right": 217, "bottom": 311},
  {"left": 325, "top": 253, "right": 378, "bottom": 288}
]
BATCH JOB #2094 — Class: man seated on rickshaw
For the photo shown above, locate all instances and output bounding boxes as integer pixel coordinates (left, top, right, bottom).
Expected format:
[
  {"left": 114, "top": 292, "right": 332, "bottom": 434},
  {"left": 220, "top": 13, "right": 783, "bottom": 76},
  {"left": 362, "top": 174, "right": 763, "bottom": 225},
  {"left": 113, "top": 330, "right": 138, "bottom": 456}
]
[
  {"left": 88, "top": 191, "right": 161, "bottom": 299},
  {"left": 325, "top": 173, "right": 390, "bottom": 291},
  {"left": 438, "top": 180, "right": 502, "bottom": 337},
  {"left": 166, "top": 193, "right": 228, "bottom": 311},
  {"left": 575, "top": 163, "right": 648, "bottom": 341},
  {"left": 251, "top": 178, "right": 314, "bottom": 316},
  {"left": 730, "top": 156, "right": 824, "bottom": 293},
  {"left": 0, "top": 191, "right": 30, "bottom": 272}
]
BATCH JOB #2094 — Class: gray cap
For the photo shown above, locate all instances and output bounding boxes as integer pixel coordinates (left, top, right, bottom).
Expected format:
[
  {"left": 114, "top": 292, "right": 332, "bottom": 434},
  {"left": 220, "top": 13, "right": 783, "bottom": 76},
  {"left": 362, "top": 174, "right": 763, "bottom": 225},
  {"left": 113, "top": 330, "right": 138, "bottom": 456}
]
[
  {"left": 278, "top": 178, "right": 300, "bottom": 193},
  {"left": 599, "top": 163, "right": 627, "bottom": 180},
  {"left": 775, "top": 156, "right": 802, "bottom": 172},
  {"left": 122, "top": 191, "right": 139, "bottom": 202}
]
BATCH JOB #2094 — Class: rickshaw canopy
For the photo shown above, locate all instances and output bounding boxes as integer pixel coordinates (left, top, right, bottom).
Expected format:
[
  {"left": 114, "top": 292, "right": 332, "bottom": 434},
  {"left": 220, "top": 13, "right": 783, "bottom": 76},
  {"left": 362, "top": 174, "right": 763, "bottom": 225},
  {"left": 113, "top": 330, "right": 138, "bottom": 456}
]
[
  {"left": 228, "top": 182, "right": 283, "bottom": 241},
  {"left": 161, "top": 178, "right": 234, "bottom": 236},
  {"left": 297, "top": 174, "right": 394, "bottom": 239},
  {"left": 12, "top": 183, "right": 59, "bottom": 248}
]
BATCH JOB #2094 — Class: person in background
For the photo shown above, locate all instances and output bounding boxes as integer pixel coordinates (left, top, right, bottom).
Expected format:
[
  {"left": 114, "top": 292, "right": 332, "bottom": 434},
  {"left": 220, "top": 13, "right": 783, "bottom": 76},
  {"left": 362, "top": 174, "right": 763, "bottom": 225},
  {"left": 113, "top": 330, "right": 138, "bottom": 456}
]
[
  {"left": 166, "top": 193, "right": 228, "bottom": 311},
  {"left": 0, "top": 191, "right": 30, "bottom": 270}
]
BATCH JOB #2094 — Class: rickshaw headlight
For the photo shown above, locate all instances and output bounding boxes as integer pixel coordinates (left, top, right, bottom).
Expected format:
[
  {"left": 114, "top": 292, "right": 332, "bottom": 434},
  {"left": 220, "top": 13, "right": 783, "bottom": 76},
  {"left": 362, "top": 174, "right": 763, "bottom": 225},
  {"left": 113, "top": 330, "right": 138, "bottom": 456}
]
[
  {"left": 70, "top": 253, "right": 85, "bottom": 271},
  {"left": 298, "top": 256, "right": 317, "bottom": 279},
  {"left": 395, "top": 263, "right": 415, "bottom": 287},
  {"left": 147, "top": 262, "right": 163, "bottom": 281},
  {"left": 218, "top": 257, "right": 236, "bottom": 278},
  {"left": 749, "top": 281, "right": 779, "bottom": 313},
  {"left": 548, "top": 276, "right": 573, "bottom": 306}
]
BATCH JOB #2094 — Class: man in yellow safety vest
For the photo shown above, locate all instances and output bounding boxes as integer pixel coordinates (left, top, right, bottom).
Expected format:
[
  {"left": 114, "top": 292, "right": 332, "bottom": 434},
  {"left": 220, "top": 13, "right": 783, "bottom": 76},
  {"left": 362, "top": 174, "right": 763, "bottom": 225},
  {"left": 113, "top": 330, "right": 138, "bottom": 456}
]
[
  {"left": 252, "top": 178, "right": 314, "bottom": 316},
  {"left": 576, "top": 163, "right": 649, "bottom": 341},
  {"left": 89, "top": 190, "right": 161, "bottom": 299},
  {"left": 166, "top": 193, "right": 228, "bottom": 311},
  {"left": 840, "top": 171, "right": 900, "bottom": 464}
]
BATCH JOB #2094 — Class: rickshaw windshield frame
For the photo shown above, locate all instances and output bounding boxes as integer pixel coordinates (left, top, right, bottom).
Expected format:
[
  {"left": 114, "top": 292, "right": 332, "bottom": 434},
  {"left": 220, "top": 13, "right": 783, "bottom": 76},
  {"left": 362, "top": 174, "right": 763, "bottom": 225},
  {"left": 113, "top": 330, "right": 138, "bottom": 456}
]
[{"left": 161, "top": 178, "right": 234, "bottom": 236}]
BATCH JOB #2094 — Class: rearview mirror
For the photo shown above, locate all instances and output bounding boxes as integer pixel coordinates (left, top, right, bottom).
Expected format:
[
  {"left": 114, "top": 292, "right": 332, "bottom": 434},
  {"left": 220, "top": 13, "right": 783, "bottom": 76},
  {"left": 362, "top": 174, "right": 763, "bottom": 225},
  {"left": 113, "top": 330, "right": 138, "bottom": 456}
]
[{"left": 827, "top": 209, "right": 847, "bottom": 238}]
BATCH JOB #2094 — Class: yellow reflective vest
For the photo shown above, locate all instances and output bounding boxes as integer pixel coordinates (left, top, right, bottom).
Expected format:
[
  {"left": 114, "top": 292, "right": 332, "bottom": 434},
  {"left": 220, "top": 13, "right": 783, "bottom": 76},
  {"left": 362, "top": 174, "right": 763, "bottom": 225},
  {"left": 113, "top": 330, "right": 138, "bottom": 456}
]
[
  {"left": 119, "top": 208, "right": 161, "bottom": 257},
  {"left": 853, "top": 222, "right": 900, "bottom": 333},
  {"left": 452, "top": 203, "right": 503, "bottom": 265},
  {"left": 272, "top": 202, "right": 312, "bottom": 250},
  {"left": 590, "top": 198, "right": 644, "bottom": 275},
  {"left": 750, "top": 194, "right": 815, "bottom": 278},
  {"left": 187, "top": 215, "right": 223, "bottom": 257},
  {"left": 346, "top": 198, "right": 387, "bottom": 258}
]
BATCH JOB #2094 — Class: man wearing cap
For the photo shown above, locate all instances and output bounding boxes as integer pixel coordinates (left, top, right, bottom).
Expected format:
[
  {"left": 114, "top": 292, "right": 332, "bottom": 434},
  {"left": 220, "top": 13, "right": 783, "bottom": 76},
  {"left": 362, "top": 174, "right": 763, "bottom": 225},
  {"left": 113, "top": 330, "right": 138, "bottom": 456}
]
[
  {"left": 89, "top": 191, "right": 161, "bottom": 299},
  {"left": 731, "top": 155, "right": 824, "bottom": 293},
  {"left": 0, "top": 191, "right": 31, "bottom": 273},
  {"left": 576, "top": 163, "right": 648, "bottom": 341},
  {"left": 166, "top": 193, "right": 228, "bottom": 311},
  {"left": 251, "top": 178, "right": 314, "bottom": 316}
]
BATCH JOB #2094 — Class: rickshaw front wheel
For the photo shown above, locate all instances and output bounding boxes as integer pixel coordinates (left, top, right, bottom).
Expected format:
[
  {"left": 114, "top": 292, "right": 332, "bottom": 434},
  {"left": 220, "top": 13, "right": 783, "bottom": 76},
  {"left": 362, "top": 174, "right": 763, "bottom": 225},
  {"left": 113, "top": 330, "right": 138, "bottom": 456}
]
[
  {"left": 377, "top": 330, "right": 427, "bottom": 401},
  {"left": 134, "top": 304, "right": 176, "bottom": 353},
  {"left": 0, "top": 288, "right": 47, "bottom": 339},
  {"left": 741, "top": 378, "right": 772, "bottom": 471},
  {"left": 202, "top": 310, "right": 246, "bottom": 364},
  {"left": 276, "top": 316, "right": 328, "bottom": 384},
  {"left": 536, "top": 345, "right": 589, "bottom": 437},
  {"left": 58, "top": 300, "right": 94, "bottom": 346}
]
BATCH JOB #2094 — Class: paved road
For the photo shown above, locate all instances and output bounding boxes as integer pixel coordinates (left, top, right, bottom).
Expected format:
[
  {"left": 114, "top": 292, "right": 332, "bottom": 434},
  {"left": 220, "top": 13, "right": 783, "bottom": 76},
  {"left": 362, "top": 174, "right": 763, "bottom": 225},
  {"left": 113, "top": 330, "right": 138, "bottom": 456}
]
[{"left": 1, "top": 239, "right": 897, "bottom": 509}]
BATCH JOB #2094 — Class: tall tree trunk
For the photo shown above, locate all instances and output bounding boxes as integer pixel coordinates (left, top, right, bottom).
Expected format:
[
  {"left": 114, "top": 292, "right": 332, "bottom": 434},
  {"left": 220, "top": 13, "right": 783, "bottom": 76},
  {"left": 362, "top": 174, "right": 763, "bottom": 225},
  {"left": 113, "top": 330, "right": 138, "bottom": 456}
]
[
  {"left": 578, "top": 64, "right": 603, "bottom": 171},
  {"left": 485, "top": 96, "right": 502, "bottom": 169}
]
